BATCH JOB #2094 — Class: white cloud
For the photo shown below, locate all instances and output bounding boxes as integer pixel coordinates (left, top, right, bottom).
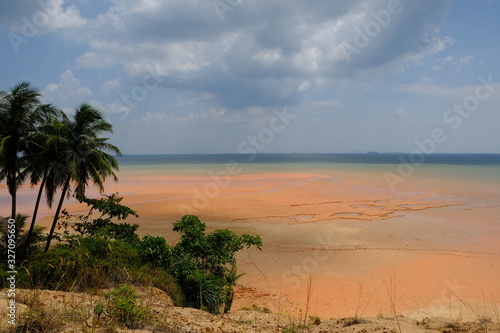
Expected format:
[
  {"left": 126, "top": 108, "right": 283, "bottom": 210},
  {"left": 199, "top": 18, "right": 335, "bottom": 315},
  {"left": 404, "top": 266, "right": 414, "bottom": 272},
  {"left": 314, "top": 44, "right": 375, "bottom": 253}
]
[
  {"left": 88, "top": 99, "right": 131, "bottom": 120},
  {"left": 395, "top": 107, "right": 410, "bottom": 116},
  {"left": 100, "top": 78, "right": 122, "bottom": 95},
  {"left": 141, "top": 108, "right": 229, "bottom": 125},
  {"left": 311, "top": 100, "right": 340, "bottom": 108},
  {"left": 43, "top": 0, "right": 87, "bottom": 30},
  {"left": 397, "top": 83, "right": 476, "bottom": 100},
  {"left": 5, "top": 0, "right": 87, "bottom": 34},
  {"left": 434, "top": 55, "right": 475, "bottom": 72},
  {"left": 252, "top": 48, "right": 283, "bottom": 64},
  {"left": 42, "top": 70, "right": 92, "bottom": 108},
  {"left": 298, "top": 81, "right": 311, "bottom": 92},
  {"left": 397, "top": 79, "right": 500, "bottom": 102},
  {"left": 66, "top": 0, "right": 454, "bottom": 109}
]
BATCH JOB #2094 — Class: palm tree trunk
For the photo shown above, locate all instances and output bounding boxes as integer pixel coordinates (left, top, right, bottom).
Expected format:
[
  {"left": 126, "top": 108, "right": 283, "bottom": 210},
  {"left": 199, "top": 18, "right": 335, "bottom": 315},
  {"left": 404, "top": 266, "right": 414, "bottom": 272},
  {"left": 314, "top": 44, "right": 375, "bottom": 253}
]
[
  {"left": 9, "top": 170, "right": 17, "bottom": 220},
  {"left": 44, "top": 175, "right": 70, "bottom": 252},
  {"left": 11, "top": 190, "right": 16, "bottom": 220},
  {"left": 26, "top": 172, "right": 47, "bottom": 253}
]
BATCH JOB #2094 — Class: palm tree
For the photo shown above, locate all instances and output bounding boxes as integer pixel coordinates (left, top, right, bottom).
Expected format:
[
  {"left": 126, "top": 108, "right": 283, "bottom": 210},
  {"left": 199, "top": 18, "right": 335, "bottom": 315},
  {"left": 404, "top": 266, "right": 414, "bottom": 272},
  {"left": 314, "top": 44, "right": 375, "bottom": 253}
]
[
  {"left": 44, "top": 104, "right": 121, "bottom": 252},
  {"left": 25, "top": 115, "right": 66, "bottom": 252},
  {"left": 0, "top": 82, "right": 56, "bottom": 219}
]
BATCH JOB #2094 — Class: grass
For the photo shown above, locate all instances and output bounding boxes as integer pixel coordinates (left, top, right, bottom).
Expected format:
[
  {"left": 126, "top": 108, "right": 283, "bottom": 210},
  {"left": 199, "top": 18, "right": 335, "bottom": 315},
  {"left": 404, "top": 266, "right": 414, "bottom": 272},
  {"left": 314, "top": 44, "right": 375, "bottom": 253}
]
[
  {"left": 442, "top": 286, "right": 499, "bottom": 333},
  {"left": 240, "top": 304, "right": 272, "bottom": 313},
  {"left": 338, "top": 280, "right": 375, "bottom": 319},
  {"left": 104, "top": 284, "right": 152, "bottom": 329},
  {"left": 383, "top": 270, "right": 402, "bottom": 333},
  {"left": 0, "top": 286, "right": 186, "bottom": 333},
  {"left": 1, "top": 288, "right": 95, "bottom": 333},
  {"left": 308, "top": 315, "right": 321, "bottom": 325},
  {"left": 3, "top": 279, "right": 500, "bottom": 333},
  {"left": 302, "top": 275, "right": 313, "bottom": 328},
  {"left": 492, "top": 296, "right": 500, "bottom": 325},
  {"left": 338, "top": 315, "right": 362, "bottom": 327}
]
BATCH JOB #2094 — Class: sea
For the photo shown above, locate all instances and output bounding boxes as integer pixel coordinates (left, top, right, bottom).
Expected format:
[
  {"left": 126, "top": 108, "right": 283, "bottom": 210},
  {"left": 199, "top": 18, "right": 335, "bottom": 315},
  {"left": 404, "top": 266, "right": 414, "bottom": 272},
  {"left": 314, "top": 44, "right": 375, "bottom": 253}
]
[
  {"left": 2, "top": 153, "right": 499, "bottom": 215},
  {"left": 117, "top": 153, "right": 500, "bottom": 166}
]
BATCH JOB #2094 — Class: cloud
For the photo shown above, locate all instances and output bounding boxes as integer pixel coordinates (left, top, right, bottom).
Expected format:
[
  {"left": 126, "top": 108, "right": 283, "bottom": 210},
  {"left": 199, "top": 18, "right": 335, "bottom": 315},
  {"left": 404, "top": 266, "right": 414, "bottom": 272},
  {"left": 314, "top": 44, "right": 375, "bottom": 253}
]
[
  {"left": 394, "top": 107, "right": 410, "bottom": 116},
  {"left": 397, "top": 78, "right": 500, "bottom": 103},
  {"left": 66, "top": 0, "right": 453, "bottom": 110},
  {"left": 434, "top": 55, "right": 475, "bottom": 72},
  {"left": 88, "top": 99, "right": 132, "bottom": 120},
  {"left": 100, "top": 78, "right": 122, "bottom": 95},
  {"left": 140, "top": 108, "right": 238, "bottom": 125},
  {"left": 311, "top": 100, "right": 340, "bottom": 108},
  {"left": 397, "top": 83, "right": 477, "bottom": 100},
  {"left": 42, "top": 70, "right": 92, "bottom": 109},
  {"left": 2, "top": 0, "right": 87, "bottom": 34}
]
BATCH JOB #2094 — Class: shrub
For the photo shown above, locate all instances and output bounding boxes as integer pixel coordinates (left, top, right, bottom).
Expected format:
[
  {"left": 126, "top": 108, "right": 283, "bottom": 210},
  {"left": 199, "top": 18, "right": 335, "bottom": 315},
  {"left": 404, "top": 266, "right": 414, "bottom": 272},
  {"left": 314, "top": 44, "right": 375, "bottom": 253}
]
[
  {"left": 105, "top": 284, "right": 151, "bottom": 329},
  {"left": 171, "top": 215, "right": 262, "bottom": 314},
  {"left": 19, "top": 237, "right": 139, "bottom": 291},
  {"left": 137, "top": 235, "right": 171, "bottom": 267}
]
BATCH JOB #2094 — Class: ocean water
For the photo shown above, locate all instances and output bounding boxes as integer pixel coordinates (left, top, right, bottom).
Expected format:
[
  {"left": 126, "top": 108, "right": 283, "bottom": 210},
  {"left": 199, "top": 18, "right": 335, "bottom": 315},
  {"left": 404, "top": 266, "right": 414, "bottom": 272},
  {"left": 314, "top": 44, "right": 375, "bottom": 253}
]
[
  {"left": 117, "top": 154, "right": 500, "bottom": 184},
  {"left": 117, "top": 153, "right": 500, "bottom": 166}
]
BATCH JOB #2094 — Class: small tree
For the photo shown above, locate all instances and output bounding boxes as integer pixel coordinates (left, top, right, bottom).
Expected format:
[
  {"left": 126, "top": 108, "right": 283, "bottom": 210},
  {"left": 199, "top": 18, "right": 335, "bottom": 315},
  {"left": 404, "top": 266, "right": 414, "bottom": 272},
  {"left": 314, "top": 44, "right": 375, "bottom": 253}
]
[
  {"left": 58, "top": 193, "right": 139, "bottom": 244},
  {"left": 171, "top": 215, "right": 262, "bottom": 313}
]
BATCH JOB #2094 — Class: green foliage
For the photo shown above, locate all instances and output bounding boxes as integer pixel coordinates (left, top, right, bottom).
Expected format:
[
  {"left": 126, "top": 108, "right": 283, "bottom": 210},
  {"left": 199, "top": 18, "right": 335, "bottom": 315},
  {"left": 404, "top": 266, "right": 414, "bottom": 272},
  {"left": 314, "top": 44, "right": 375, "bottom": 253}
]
[
  {"left": 171, "top": 215, "right": 262, "bottom": 314},
  {"left": 58, "top": 193, "right": 140, "bottom": 244},
  {"left": 44, "top": 103, "right": 122, "bottom": 252},
  {"left": 127, "top": 264, "right": 183, "bottom": 306},
  {"left": 4, "top": 195, "right": 260, "bottom": 316},
  {"left": 0, "top": 81, "right": 58, "bottom": 219},
  {"left": 138, "top": 235, "right": 171, "bottom": 267},
  {"left": 309, "top": 315, "right": 321, "bottom": 325},
  {"left": 0, "top": 214, "right": 44, "bottom": 263},
  {"left": 10, "top": 307, "right": 64, "bottom": 333},
  {"left": 105, "top": 284, "right": 151, "bottom": 329},
  {"left": 20, "top": 237, "right": 139, "bottom": 291},
  {"left": 173, "top": 215, "right": 262, "bottom": 272},
  {"left": 241, "top": 304, "right": 272, "bottom": 313}
]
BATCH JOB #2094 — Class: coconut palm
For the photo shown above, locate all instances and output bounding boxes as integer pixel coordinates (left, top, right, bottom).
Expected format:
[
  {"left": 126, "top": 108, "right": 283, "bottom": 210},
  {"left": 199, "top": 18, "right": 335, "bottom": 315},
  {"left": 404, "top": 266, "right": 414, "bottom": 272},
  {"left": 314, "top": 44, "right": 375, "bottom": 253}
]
[
  {"left": 0, "top": 82, "right": 56, "bottom": 219},
  {"left": 25, "top": 115, "right": 67, "bottom": 252},
  {"left": 44, "top": 104, "right": 121, "bottom": 252}
]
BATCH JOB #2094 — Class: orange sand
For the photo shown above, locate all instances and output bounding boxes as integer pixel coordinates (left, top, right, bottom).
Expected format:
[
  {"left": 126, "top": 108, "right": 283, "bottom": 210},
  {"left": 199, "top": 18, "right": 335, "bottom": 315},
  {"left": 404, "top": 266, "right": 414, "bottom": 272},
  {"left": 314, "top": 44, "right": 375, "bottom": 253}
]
[{"left": 2, "top": 164, "right": 499, "bottom": 320}]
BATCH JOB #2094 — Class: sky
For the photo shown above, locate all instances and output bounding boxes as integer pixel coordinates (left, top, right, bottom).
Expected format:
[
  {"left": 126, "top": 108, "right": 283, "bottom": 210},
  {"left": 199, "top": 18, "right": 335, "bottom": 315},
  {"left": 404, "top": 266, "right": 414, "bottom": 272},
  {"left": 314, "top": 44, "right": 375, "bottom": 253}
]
[{"left": 1, "top": 0, "right": 499, "bottom": 154}]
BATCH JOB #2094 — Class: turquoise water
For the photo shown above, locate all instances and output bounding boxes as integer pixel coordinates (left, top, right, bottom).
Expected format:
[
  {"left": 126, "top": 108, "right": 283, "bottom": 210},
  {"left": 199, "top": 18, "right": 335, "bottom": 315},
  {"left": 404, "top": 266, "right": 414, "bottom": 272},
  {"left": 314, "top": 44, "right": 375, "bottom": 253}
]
[
  {"left": 118, "top": 153, "right": 500, "bottom": 166},
  {"left": 117, "top": 154, "right": 500, "bottom": 184}
]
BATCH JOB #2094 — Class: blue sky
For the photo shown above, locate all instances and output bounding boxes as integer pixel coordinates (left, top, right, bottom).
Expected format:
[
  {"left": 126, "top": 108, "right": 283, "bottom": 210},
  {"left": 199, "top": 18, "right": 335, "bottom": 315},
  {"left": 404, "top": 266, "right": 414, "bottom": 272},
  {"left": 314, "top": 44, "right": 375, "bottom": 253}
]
[{"left": 1, "top": 0, "right": 499, "bottom": 154}]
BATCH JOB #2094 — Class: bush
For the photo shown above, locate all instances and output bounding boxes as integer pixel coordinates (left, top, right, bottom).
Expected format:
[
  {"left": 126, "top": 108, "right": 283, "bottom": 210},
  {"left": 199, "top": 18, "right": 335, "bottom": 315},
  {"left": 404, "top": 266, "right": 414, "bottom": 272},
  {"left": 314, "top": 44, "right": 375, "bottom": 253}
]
[
  {"left": 9, "top": 196, "right": 262, "bottom": 317},
  {"left": 105, "top": 284, "right": 151, "bottom": 329},
  {"left": 170, "top": 215, "right": 262, "bottom": 314},
  {"left": 125, "top": 264, "right": 184, "bottom": 306},
  {"left": 19, "top": 237, "right": 139, "bottom": 291},
  {"left": 138, "top": 235, "right": 171, "bottom": 267}
]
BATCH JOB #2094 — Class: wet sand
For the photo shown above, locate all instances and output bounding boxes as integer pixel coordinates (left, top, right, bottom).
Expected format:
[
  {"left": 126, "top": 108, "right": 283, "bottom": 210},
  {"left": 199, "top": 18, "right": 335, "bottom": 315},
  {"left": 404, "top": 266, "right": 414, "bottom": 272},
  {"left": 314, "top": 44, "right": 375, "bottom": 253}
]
[{"left": 3, "top": 163, "right": 500, "bottom": 320}]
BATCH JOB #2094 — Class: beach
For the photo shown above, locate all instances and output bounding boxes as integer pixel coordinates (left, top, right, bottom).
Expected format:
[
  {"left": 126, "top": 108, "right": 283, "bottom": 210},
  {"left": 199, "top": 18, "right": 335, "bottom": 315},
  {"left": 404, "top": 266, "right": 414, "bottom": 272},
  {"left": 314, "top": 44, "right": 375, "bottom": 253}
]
[{"left": 3, "top": 156, "right": 500, "bottom": 320}]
